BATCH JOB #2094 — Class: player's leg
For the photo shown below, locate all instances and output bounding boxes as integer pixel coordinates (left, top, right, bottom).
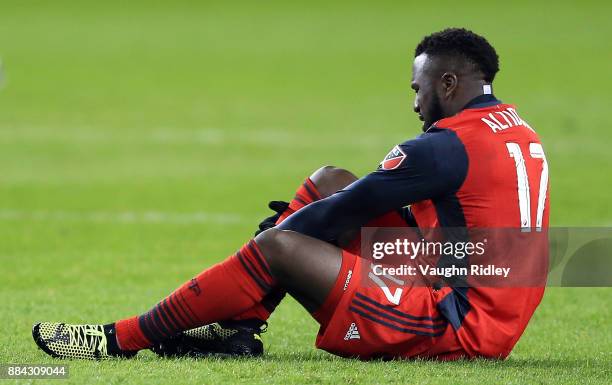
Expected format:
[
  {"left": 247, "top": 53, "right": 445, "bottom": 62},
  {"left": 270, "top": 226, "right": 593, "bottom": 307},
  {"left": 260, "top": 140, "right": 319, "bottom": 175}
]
[
  {"left": 32, "top": 166, "right": 356, "bottom": 360},
  {"left": 231, "top": 165, "right": 357, "bottom": 321},
  {"left": 309, "top": 165, "right": 359, "bottom": 202},
  {"left": 254, "top": 228, "right": 343, "bottom": 313},
  {"left": 148, "top": 166, "right": 358, "bottom": 358},
  {"left": 32, "top": 230, "right": 345, "bottom": 360}
]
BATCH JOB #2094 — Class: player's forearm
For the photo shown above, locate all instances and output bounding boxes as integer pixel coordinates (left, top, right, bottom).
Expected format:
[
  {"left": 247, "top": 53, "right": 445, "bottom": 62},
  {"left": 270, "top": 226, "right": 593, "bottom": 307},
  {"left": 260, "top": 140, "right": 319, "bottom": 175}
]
[
  {"left": 276, "top": 196, "right": 355, "bottom": 242},
  {"left": 277, "top": 180, "right": 389, "bottom": 242}
]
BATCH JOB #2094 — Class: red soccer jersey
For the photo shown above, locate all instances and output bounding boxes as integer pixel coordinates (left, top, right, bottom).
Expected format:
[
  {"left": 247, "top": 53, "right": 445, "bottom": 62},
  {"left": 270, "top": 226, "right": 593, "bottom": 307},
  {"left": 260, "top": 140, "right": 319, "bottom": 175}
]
[
  {"left": 283, "top": 94, "right": 550, "bottom": 359},
  {"left": 411, "top": 101, "right": 550, "bottom": 357}
]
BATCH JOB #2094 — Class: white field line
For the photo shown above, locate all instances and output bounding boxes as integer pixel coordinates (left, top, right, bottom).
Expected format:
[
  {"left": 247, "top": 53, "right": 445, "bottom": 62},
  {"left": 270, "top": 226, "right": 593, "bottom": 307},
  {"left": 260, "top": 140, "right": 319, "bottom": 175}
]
[
  {"left": 0, "top": 127, "right": 390, "bottom": 148},
  {"left": 0, "top": 209, "right": 247, "bottom": 225},
  {"left": 0, "top": 128, "right": 296, "bottom": 145}
]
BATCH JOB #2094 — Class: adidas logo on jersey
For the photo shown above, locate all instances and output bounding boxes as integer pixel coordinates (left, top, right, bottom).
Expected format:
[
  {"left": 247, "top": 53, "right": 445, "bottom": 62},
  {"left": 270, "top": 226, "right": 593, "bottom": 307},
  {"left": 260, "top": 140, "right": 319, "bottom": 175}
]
[
  {"left": 344, "top": 322, "right": 360, "bottom": 340},
  {"left": 343, "top": 269, "right": 353, "bottom": 291}
]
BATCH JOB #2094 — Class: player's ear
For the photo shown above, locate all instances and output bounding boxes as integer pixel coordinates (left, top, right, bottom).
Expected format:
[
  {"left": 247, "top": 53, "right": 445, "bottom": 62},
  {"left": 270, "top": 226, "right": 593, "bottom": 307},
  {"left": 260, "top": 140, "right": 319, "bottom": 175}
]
[{"left": 441, "top": 72, "right": 458, "bottom": 98}]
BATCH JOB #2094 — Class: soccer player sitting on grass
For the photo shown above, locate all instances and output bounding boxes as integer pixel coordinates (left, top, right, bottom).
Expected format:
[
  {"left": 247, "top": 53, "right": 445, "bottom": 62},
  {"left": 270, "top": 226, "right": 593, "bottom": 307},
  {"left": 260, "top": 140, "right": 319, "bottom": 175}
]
[{"left": 32, "top": 28, "right": 549, "bottom": 360}]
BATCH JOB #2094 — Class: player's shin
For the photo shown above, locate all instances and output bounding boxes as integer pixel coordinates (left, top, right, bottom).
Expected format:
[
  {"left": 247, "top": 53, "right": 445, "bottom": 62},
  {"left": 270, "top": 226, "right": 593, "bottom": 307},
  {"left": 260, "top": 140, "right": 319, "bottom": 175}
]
[
  {"left": 114, "top": 240, "right": 276, "bottom": 352},
  {"left": 149, "top": 178, "right": 323, "bottom": 358}
]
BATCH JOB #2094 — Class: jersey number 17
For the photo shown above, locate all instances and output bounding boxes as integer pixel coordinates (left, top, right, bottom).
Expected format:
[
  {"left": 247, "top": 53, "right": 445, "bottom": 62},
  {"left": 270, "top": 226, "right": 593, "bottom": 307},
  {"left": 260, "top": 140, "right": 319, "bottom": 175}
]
[{"left": 506, "top": 142, "right": 548, "bottom": 231}]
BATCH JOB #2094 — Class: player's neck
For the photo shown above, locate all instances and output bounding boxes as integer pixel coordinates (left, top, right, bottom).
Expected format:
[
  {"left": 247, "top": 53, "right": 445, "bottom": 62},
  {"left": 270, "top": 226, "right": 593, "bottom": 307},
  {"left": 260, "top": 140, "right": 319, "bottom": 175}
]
[{"left": 447, "top": 82, "right": 493, "bottom": 116}]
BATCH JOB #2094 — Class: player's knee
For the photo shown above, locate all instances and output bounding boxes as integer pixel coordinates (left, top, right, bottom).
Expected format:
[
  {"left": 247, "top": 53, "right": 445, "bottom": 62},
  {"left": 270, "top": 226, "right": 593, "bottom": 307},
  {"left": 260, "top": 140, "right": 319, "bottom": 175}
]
[
  {"left": 254, "top": 228, "right": 294, "bottom": 272},
  {"left": 310, "top": 165, "right": 358, "bottom": 198}
]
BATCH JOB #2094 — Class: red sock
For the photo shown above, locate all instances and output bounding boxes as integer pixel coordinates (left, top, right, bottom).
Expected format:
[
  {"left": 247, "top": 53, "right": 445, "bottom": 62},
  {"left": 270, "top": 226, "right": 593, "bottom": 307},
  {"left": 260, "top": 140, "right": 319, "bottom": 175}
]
[
  {"left": 276, "top": 178, "right": 321, "bottom": 224},
  {"left": 115, "top": 240, "right": 275, "bottom": 351},
  {"left": 231, "top": 178, "right": 321, "bottom": 322}
]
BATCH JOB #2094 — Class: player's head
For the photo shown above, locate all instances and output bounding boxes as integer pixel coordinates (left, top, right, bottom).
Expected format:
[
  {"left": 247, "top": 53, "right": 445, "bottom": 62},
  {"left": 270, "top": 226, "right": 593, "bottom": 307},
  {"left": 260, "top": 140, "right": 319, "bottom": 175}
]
[{"left": 412, "top": 28, "right": 499, "bottom": 130}]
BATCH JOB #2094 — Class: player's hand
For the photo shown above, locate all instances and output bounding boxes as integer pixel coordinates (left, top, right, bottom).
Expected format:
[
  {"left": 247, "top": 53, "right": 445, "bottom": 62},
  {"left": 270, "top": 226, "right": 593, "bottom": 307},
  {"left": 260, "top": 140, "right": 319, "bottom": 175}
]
[{"left": 254, "top": 201, "right": 289, "bottom": 236}]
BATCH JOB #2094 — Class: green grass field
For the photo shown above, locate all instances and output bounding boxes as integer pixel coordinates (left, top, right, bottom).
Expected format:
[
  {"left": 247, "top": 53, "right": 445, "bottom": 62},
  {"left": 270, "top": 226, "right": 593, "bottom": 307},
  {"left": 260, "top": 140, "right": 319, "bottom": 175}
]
[{"left": 1, "top": 1, "right": 611, "bottom": 384}]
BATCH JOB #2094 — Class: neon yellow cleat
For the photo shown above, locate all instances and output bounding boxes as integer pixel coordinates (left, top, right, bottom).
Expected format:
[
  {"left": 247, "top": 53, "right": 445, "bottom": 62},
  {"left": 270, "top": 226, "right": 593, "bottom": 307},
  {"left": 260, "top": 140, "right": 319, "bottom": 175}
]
[{"left": 32, "top": 322, "right": 136, "bottom": 360}]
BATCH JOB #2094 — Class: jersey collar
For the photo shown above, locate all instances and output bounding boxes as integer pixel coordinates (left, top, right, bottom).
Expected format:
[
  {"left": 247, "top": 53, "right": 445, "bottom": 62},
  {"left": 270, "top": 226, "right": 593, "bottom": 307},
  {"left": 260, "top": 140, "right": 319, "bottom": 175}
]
[
  {"left": 463, "top": 94, "right": 501, "bottom": 110},
  {"left": 425, "top": 94, "right": 503, "bottom": 132}
]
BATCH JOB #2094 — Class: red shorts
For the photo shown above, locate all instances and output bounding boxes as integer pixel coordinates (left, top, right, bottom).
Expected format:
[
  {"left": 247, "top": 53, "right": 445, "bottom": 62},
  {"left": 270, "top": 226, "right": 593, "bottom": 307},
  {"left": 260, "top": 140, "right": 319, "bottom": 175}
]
[{"left": 312, "top": 213, "right": 468, "bottom": 360}]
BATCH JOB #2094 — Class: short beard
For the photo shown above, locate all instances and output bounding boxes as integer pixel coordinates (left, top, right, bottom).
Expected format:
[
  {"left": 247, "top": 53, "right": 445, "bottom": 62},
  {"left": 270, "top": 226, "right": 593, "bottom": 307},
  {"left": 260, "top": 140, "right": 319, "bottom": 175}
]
[{"left": 422, "top": 93, "right": 445, "bottom": 131}]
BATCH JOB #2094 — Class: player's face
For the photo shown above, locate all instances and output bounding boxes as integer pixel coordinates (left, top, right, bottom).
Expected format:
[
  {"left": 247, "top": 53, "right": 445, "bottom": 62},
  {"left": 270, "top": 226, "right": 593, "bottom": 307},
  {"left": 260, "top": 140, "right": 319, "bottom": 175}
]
[{"left": 411, "top": 53, "right": 445, "bottom": 131}]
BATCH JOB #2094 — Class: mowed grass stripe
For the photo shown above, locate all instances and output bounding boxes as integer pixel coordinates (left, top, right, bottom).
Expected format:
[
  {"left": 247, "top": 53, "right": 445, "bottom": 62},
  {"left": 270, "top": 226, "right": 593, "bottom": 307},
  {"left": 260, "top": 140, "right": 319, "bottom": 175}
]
[{"left": 0, "top": 209, "right": 247, "bottom": 224}]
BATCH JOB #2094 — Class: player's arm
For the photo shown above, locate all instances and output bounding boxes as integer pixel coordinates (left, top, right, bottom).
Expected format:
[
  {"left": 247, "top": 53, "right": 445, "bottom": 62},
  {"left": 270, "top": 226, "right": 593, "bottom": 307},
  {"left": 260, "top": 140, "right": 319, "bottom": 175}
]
[{"left": 277, "top": 129, "right": 468, "bottom": 242}]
